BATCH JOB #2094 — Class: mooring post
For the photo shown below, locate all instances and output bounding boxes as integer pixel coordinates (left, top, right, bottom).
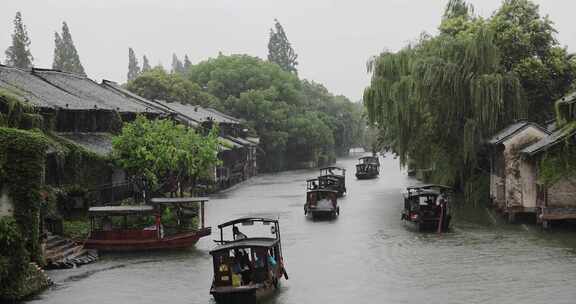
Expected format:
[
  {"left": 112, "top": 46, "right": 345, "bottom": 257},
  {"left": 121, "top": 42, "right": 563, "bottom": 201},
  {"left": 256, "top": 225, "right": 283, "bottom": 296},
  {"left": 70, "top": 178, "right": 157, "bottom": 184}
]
[{"left": 201, "top": 200, "right": 205, "bottom": 229}]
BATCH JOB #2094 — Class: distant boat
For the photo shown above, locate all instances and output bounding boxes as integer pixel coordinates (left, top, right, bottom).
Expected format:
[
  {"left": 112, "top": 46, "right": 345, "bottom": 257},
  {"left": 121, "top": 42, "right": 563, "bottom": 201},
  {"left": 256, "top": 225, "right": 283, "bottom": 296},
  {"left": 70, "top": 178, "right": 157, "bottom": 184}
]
[
  {"left": 84, "top": 197, "right": 211, "bottom": 251},
  {"left": 355, "top": 156, "right": 380, "bottom": 180},
  {"left": 318, "top": 166, "right": 347, "bottom": 197},
  {"left": 305, "top": 179, "right": 339, "bottom": 219},
  {"left": 401, "top": 185, "right": 452, "bottom": 232},
  {"left": 209, "top": 218, "right": 288, "bottom": 303}
]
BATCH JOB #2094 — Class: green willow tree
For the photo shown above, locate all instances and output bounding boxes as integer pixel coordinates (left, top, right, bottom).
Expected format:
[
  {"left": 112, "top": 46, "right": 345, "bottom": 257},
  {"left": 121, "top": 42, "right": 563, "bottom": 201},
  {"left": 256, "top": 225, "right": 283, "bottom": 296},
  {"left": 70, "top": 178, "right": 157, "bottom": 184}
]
[
  {"left": 268, "top": 19, "right": 298, "bottom": 74},
  {"left": 53, "top": 22, "right": 86, "bottom": 75},
  {"left": 5, "top": 12, "right": 33, "bottom": 69},
  {"left": 364, "top": 1, "right": 526, "bottom": 195}
]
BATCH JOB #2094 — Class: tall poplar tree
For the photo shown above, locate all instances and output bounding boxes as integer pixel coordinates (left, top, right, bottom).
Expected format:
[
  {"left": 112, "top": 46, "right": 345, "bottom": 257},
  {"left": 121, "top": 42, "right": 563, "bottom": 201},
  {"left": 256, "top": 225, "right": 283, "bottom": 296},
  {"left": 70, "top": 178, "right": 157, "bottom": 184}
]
[
  {"left": 171, "top": 54, "right": 185, "bottom": 74},
  {"left": 52, "top": 22, "right": 86, "bottom": 75},
  {"left": 184, "top": 55, "right": 192, "bottom": 70},
  {"left": 267, "top": 19, "right": 298, "bottom": 74},
  {"left": 142, "top": 55, "right": 151, "bottom": 73},
  {"left": 5, "top": 12, "right": 33, "bottom": 69},
  {"left": 127, "top": 48, "right": 140, "bottom": 81}
]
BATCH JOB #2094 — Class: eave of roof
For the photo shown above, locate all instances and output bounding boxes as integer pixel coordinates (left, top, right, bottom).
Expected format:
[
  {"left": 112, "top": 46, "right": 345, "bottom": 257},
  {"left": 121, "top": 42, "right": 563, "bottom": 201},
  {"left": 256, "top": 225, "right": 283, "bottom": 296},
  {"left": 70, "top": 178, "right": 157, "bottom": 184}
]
[
  {"left": 488, "top": 121, "right": 550, "bottom": 145},
  {"left": 88, "top": 205, "right": 154, "bottom": 215},
  {"left": 521, "top": 127, "right": 576, "bottom": 156},
  {"left": 55, "top": 132, "right": 113, "bottom": 156}
]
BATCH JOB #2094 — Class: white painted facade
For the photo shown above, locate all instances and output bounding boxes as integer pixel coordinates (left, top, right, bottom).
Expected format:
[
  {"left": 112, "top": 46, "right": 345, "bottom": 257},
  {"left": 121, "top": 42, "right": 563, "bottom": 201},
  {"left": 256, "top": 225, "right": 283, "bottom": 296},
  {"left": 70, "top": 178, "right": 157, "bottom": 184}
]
[
  {"left": 490, "top": 125, "right": 549, "bottom": 211},
  {"left": 0, "top": 186, "right": 14, "bottom": 217}
]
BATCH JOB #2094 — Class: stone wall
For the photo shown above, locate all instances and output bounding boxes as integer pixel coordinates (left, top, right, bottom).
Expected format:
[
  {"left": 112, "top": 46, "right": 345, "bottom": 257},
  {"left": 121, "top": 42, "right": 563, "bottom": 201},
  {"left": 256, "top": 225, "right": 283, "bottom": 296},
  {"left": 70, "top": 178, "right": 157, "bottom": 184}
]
[{"left": 548, "top": 177, "right": 576, "bottom": 208}]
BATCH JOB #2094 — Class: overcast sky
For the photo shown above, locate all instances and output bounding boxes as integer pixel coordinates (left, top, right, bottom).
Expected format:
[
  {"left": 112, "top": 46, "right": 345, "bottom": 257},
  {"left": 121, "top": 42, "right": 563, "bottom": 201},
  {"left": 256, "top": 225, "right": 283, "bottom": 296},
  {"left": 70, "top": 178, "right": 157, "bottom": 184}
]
[{"left": 1, "top": 0, "right": 574, "bottom": 101}]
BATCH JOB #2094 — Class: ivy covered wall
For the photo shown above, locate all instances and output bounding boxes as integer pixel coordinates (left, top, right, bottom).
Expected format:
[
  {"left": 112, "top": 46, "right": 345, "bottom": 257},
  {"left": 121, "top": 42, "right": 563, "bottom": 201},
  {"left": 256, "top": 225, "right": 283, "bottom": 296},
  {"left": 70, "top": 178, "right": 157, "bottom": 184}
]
[{"left": 0, "top": 127, "right": 48, "bottom": 262}]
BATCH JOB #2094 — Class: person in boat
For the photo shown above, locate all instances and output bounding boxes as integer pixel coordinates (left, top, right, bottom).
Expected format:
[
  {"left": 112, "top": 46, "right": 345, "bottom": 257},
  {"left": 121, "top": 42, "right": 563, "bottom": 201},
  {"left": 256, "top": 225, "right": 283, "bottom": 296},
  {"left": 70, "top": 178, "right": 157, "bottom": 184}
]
[
  {"left": 232, "top": 226, "right": 247, "bottom": 240},
  {"left": 218, "top": 256, "right": 230, "bottom": 283},
  {"left": 102, "top": 216, "right": 113, "bottom": 231},
  {"left": 267, "top": 250, "right": 277, "bottom": 268},
  {"left": 312, "top": 181, "right": 318, "bottom": 189}
]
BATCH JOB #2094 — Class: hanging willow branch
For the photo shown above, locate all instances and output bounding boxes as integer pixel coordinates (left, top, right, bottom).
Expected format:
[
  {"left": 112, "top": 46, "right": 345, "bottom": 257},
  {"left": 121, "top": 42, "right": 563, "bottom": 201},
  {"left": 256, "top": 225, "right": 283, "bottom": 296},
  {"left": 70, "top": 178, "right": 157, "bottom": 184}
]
[{"left": 363, "top": 22, "right": 527, "bottom": 188}]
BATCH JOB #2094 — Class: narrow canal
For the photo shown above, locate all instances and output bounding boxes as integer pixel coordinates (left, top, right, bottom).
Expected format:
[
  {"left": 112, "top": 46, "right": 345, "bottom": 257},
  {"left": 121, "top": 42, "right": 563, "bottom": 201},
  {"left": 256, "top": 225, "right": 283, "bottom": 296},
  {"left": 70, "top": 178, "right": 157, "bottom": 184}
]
[{"left": 32, "top": 155, "right": 576, "bottom": 304}]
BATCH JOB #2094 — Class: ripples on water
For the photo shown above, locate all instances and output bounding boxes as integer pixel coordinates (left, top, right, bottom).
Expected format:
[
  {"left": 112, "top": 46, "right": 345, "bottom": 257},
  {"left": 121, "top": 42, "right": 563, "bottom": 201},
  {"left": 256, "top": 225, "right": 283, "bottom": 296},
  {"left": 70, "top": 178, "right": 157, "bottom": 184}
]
[{"left": 31, "top": 155, "right": 576, "bottom": 304}]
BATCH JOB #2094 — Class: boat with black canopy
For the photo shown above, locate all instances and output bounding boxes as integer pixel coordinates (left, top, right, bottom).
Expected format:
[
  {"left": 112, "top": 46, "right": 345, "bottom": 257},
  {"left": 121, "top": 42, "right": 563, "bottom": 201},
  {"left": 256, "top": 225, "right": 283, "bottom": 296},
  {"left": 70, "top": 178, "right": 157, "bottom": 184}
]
[
  {"left": 355, "top": 156, "right": 380, "bottom": 179},
  {"left": 318, "top": 166, "right": 346, "bottom": 197},
  {"left": 401, "top": 185, "right": 452, "bottom": 232},
  {"left": 305, "top": 179, "right": 339, "bottom": 219},
  {"left": 209, "top": 217, "right": 288, "bottom": 303}
]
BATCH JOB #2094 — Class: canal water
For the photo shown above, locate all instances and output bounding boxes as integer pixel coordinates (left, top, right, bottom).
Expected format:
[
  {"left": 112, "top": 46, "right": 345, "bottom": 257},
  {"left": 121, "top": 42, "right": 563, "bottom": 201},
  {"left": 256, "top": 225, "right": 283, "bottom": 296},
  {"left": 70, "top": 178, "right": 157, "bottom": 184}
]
[{"left": 32, "top": 155, "right": 576, "bottom": 304}]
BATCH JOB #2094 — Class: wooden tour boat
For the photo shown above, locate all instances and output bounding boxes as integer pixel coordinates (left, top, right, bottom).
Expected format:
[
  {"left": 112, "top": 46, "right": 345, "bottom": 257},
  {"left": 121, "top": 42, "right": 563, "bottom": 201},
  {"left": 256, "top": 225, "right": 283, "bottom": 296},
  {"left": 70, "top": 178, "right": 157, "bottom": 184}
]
[
  {"left": 318, "top": 166, "right": 347, "bottom": 197},
  {"left": 355, "top": 156, "right": 380, "bottom": 180},
  {"left": 305, "top": 179, "right": 339, "bottom": 219},
  {"left": 84, "top": 197, "right": 211, "bottom": 251},
  {"left": 210, "top": 218, "right": 288, "bottom": 303},
  {"left": 401, "top": 185, "right": 452, "bottom": 232}
]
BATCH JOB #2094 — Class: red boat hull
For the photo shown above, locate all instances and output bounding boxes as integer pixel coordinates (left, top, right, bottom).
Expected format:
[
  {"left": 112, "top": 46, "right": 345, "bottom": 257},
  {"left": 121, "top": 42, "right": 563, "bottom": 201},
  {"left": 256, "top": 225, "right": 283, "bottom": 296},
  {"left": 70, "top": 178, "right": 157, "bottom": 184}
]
[{"left": 84, "top": 228, "right": 211, "bottom": 251}]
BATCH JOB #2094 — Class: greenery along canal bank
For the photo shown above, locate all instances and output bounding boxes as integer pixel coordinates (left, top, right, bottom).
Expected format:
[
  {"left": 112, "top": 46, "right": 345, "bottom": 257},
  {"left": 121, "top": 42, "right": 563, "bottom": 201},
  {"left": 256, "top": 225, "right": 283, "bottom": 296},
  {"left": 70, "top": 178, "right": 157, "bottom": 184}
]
[
  {"left": 0, "top": 14, "right": 367, "bottom": 300},
  {"left": 363, "top": 0, "right": 576, "bottom": 204},
  {"left": 126, "top": 20, "right": 366, "bottom": 172}
]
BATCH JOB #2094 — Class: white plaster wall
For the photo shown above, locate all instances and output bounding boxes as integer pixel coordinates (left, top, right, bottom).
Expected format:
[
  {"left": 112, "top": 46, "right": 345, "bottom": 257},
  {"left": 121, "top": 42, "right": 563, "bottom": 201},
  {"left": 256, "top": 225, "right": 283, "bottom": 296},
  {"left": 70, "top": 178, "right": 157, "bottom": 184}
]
[
  {"left": 502, "top": 126, "right": 548, "bottom": 209},
  {"left": 0, "top": 187, "right": 14, "bottom": 217},
  {"left": 520, "top": 159, "right": 538, "bottom": 208}
]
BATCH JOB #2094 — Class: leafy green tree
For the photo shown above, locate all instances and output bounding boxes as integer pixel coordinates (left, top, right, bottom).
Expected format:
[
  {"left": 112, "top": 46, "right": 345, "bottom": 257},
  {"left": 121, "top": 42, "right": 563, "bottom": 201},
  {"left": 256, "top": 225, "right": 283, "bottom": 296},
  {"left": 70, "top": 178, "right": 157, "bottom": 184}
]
[
  {"left": 286, "top": 112, "right": 335, "bottom": 165},
  {"left": 490, "top": 0, "right": 576, "bottom": 122},
  {"left": 127, "top": 67, "right": 218, "bottom": 107},
  {"left": 111, "top": 115, "right": 221, "bottom": 191},
  {"left": 142, "top": 55, "right": 151, "bottom": 72},
  {"left": 52, "top": 22, "right": 86, "bottom": 75},
  {"left": 129, "top": 53, "right": 364, "bottom": 172},
  {"left": 127, "top": 47, "right": 140, "bottom": 81},
  {"left": 267, "top": 19, "right": 298, "bottom": 74},
  {"left": 189, "top": 54, "right": 302, "bottom": 104},
  {"left": 5, "top": 12, "right": 33, "bottom": 69}
]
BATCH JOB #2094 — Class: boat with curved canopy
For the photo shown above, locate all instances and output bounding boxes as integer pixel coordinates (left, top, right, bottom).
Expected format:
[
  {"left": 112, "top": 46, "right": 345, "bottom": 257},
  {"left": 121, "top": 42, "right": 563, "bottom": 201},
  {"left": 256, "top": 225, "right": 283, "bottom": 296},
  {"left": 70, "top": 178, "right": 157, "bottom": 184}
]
[
  {"left": 209, "top": 218, "right": 288, "bottom": 303},
  {"left": 355, "top": 156, "right": 380, "bottom": 180},
  {"left": 318, "top": 166, "right": 346, "bottom": 197},
  {"left": 401, "top": 185, "right": 452, "bottom": 232},
  {"left": 305, "top": 179, "right": 339, "bottom": 219}
]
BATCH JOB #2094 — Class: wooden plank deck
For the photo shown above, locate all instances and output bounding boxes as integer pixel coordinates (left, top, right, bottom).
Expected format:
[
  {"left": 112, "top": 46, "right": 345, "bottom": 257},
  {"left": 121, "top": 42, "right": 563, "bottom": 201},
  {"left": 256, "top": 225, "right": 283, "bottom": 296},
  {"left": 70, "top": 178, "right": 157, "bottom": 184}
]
[{"left": 540, "top": 207, "right": 576, "bottom": 221}]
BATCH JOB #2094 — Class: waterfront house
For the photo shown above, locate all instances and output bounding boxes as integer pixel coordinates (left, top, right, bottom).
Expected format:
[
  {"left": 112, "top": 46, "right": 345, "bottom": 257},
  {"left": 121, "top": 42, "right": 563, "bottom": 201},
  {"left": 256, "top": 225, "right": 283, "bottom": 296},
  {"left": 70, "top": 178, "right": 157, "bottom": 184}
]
[
  {"left": 488, "top": 121, "right": 550, "bottom": 222},
  {"left": 520, "top": 94, "right": 576, "bottom": 228}
]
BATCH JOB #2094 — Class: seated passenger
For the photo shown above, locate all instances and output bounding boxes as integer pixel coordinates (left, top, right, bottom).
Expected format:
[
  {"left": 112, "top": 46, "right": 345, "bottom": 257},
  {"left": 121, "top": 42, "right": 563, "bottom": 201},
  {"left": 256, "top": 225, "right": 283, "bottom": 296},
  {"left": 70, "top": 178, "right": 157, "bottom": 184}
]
[{"left": 233, "top": 226, "right": 247, "bottom": 240}]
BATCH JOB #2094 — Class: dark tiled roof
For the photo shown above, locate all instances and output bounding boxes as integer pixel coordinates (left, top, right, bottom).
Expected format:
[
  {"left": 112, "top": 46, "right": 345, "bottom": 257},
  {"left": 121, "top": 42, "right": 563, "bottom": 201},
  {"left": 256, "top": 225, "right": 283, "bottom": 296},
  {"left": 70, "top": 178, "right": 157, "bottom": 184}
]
[
  {"left": 488, "top": 121, "right": 549, "bottom": 145},
  {"left": 154, "top": 100, "right": 239, "bottom": 125},
  {"left": 0, "top": 65, "right": 161, "bottom": 113},
  {"left": 0, "top": 65, "right": 85, "bottom": 109},
  {"left": 31, "top": 68, "right": 157, "bottom": 112},
  {"left": 56, "top": 132, "right": 113, "bottom": 156},
  {"left": 521, "top": 127, "right": 576, "bottom": 156},
  {"left": 100, "top": 80, "right": 167, "bottom": 114}
]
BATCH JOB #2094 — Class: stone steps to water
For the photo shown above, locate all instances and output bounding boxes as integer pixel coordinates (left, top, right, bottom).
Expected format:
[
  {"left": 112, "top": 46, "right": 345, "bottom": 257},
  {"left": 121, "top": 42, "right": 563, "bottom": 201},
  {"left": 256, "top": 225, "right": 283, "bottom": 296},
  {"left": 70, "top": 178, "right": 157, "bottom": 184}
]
[{"left": 44, "top": 233, "right": 98, "bottom": 270}]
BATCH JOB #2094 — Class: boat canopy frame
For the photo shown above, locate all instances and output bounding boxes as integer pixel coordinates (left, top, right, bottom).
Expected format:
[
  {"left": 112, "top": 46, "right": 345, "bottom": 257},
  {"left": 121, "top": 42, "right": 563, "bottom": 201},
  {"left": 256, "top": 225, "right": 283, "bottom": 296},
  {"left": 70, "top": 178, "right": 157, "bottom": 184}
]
[{"left": 319, "top": 166, "right": 346, "bottom": 177}]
